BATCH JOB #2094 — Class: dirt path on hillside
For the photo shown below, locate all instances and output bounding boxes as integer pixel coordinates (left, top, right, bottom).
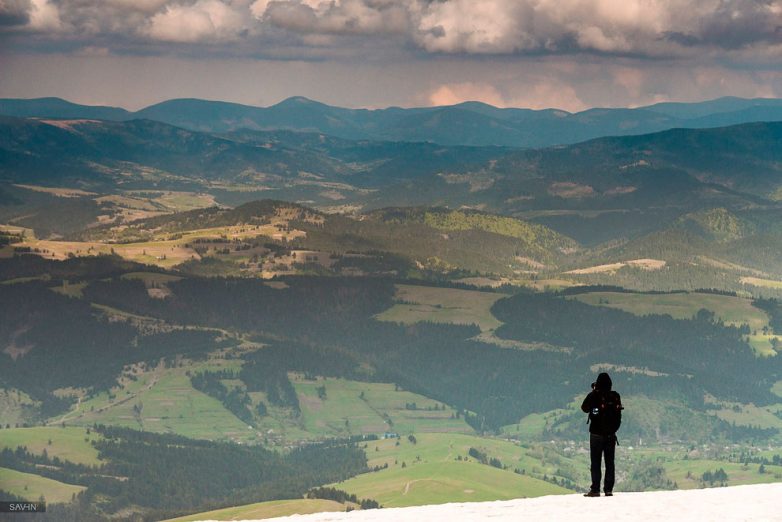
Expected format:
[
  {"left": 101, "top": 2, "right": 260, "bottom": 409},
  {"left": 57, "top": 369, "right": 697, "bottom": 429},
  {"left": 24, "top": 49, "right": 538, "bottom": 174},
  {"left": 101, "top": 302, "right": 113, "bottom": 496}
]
[{"left": 47, "top": 362, "right": 164, "bottom": 426}]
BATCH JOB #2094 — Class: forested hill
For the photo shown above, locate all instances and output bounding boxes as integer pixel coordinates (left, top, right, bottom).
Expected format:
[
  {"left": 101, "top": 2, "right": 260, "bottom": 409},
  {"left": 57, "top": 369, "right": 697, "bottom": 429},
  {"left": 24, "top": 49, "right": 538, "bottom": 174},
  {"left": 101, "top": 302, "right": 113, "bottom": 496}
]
[
  {"left": 0, "top": 425, "right": 370, "bottom": 521},
  {"left": 77, "top": 201, "right": 579, "bottom": 272},
  {"left": 2, "top": 115, "right": 782, "bottom": 236},
  {"left": 493, "top": 121, "right": 782, "bottom": 202},
  {"left": 4, "top": 256, "right": 780, "bottom": 438},
  {"left": 4, "top": 95, "right": 782, "bottom": 522}
]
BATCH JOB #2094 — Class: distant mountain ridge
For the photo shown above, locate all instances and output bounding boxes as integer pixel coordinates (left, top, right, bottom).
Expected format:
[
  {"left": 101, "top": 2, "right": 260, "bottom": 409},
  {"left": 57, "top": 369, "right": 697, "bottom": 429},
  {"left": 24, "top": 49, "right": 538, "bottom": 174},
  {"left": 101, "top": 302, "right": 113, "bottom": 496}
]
[
  {"left": 3, "top": 114, "right": 782, "bottom": 250},
  {"left": 2, "top": 95, "right": 782, "bottom": 148},
  {"left": 0, "top": 97, "right": 133, "bottom": 121}
]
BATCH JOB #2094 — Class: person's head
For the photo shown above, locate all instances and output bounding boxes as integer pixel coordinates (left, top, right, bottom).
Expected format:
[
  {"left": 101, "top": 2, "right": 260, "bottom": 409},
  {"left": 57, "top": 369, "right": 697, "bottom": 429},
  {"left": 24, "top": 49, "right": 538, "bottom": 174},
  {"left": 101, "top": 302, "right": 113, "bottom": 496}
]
[{"left": 594, "top": 372, "right": 612, "bottom": 392}]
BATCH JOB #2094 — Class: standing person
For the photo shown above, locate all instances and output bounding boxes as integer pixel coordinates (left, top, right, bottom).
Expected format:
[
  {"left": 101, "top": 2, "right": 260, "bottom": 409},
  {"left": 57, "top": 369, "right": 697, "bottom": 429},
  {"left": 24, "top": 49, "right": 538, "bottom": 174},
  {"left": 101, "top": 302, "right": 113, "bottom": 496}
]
[{"left": 581, "top": 372, "right": 622, "bottom": 497}]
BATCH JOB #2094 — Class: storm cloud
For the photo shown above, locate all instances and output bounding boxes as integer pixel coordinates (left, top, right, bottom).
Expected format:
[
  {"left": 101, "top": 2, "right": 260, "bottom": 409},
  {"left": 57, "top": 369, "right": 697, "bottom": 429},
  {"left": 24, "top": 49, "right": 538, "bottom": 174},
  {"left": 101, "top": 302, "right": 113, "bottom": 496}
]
[
  {"left": 408, "top": 0, "right": 782, "bottom": 55},
  {"left": 0, "top": 0, "right": 31, "bottom": 26},
  {"left": 2, "top": 0, "right": 781, "bottom": 58},
  {"left": 2, "top": 1, "right": 782, "bottom": 112}
]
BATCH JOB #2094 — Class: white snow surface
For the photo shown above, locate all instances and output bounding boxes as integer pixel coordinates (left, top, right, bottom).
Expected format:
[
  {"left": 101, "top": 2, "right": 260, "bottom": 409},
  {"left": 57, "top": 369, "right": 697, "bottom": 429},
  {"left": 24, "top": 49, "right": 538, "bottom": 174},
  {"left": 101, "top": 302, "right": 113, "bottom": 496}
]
[{"left": 201, "top": 483, "right": 782, "bottom": 522}]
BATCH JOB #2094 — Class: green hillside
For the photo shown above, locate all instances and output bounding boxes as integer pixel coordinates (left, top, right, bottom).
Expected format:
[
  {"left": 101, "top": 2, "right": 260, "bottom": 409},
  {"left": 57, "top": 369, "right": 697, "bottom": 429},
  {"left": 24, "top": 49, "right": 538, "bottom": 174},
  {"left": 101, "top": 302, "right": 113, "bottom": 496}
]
[
  {"left": 0, "top": 427, "right": 102, "bottom": 466},
  {"left": 3, "top": 115, "right": 782, "bottom": 248},
  {"left": 67, "top": 201, "right": 578, "bottom": 276},
  {"left": 5, "top": 116, "right": 782, "bottom": 521},
  {"left": 570, "top": 291, "right": 769, "bottom": 330},
  {"left": 376, "top": 284, "right": 504, "bottom": 332},
  {"left": 0, "top": 467, "right": 85, "bottom": 503},
  {"left": 2, "top": 247, "right": 782, "bottom": 520},
  {"left": 330, "top": 433, "right": 571, "bottom": 508},
  {"left": 371, "top": 207, "right": 578, "bottom": 257},
  {"left": 62, "top": 362, "right": 473, "bottom": 444},
  {"left": 675, "top": 208, "right": 755, "bottom": 242}
]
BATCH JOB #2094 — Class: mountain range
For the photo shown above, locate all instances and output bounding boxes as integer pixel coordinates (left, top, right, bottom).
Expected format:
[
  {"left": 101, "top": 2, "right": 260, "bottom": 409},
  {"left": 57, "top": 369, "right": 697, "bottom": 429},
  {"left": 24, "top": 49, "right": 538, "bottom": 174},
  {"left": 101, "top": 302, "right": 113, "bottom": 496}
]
[
  {"left": 2, "top": 95, "right": 782, "bottom": 148},
  {"left": 3, "top": 95, "right": 782, "bottom": 522},
  {"left": 2, "top": 112, "right": 781, "bottom": 233},
  {"left": 2, "top": 96, "right": 782, "bottom": 286}
]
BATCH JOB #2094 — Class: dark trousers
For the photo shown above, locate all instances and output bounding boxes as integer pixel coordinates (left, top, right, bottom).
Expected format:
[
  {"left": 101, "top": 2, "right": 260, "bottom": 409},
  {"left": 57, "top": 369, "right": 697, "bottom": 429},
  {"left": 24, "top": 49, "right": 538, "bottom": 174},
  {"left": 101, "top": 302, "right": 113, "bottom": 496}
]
[{"left": 589, "top": 433, "right": 616, "bottom": 493}]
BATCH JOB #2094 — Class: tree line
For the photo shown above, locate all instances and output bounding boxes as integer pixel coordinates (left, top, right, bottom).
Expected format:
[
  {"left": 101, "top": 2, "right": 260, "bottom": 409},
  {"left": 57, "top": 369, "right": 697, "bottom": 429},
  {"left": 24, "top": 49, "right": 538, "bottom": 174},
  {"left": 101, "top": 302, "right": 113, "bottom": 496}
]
[{"left": 1, "top": 425, "right": 369, "bottom": 520}]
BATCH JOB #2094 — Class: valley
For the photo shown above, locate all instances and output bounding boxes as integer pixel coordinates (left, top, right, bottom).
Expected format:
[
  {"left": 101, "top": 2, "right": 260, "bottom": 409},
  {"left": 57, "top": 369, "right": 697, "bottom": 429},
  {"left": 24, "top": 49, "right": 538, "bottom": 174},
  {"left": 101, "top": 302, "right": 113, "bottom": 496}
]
[{"left": 2, "top": 97, "right": 782, "bottom": 521}]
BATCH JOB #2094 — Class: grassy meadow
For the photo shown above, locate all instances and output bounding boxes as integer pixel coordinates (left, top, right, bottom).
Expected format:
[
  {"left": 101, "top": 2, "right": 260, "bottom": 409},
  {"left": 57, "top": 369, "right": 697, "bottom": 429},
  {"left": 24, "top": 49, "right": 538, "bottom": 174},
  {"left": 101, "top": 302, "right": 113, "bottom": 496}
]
[
  {"left": 47, "top": 354, "right": 474, "bottom": 445},
  {"left": 62, "top": 358, "right": 259, "bottom": 443},
  {"left": 0, "top": 467, "right": 86, "bottom": 503},
  {"left": 746, "top": 334, "right": 780, "bottom": 357},
  {"left": 741, "top": 277, "right": 782, "bottom": 290},
  {"left": 330, "top": 433, "right": 572, "bottom": 507},
  {"left": 0, "top": 427, "right": 102, "bottom": 465},
  {"left": 569, "top": 291, "right": 770, "bottom": 330},
  {"left": 376, "top": 284, "right": 504, "bottom": 332},
  {"left": 571, "top": 291, "right": 780, "bottom": 356},
  {"left": 293, "top": 376, "right": 472, "bottom": 438}
]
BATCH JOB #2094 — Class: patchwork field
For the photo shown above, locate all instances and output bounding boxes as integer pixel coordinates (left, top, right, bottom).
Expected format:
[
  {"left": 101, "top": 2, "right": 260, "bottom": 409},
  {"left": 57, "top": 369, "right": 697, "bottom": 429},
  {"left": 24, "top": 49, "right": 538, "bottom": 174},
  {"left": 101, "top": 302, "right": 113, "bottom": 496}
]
[
  {"left": 47, "top": 354, "right": 474, "bottom": 445},
  {"left": 373, "top": 283, "right": 577, "bottom": 353},
  {"left": 13, "top": 185, "right": 217, "bottom": 219},
  {"left": 17, "top": 238, "right": 197, "bottom": 268},
  {"left": 662, "top": 459, "right": 782, "bottom": 489},
  {"left": 139, "top": 191, "right": 218, "bottom": 212},
  {"left": 376, "top": 284, "right": 505, "bottom": 332},
  {"left": 11, "top": 219, "right": 306, "bottom": 269},
  {"left": 62, "top": 358, "right": 259, "bottom": 443},
  {"left": 612, "top": 443, "right": 782, "bottom": 491}
]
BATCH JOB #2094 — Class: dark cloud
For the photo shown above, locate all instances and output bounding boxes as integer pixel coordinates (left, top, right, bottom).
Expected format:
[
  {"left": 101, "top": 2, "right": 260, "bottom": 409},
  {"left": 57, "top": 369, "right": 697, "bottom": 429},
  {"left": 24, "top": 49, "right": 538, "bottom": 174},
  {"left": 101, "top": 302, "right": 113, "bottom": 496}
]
[
  {"left": 264, "top": 0, "right": 408, "bottom": 35},
  {"left": 0, "top": 0, "right": 778, "bottom": 58},
  {"left": 0, "top": 0, "right": 31, "bottom": 26},
  {"left": 698, "top": 1, "right": 782, "bottom": 49},
  {"left": 3, "top": 1, "right": 782, "bottom": 117},
  {"left": 662, "top": 32, "right": 701, "bottom": 47}
]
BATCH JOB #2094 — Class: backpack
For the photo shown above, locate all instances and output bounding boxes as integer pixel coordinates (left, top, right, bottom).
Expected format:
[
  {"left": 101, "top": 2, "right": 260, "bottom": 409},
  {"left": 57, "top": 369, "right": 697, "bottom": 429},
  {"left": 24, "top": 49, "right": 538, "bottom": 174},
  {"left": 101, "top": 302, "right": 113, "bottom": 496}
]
[{"left": 589, "top": 391, "right": 623, "bottom": 435}]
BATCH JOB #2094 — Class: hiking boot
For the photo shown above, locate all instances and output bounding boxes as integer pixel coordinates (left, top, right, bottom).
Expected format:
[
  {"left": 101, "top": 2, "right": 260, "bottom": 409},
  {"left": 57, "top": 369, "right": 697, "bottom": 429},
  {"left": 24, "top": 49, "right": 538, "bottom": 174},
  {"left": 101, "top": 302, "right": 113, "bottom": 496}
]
[
  {"left": 604, "top": 492, "right": 613, "bottom": 497},
  {"left": 584, "top": 491, "right": 600, "bottom": 497}
]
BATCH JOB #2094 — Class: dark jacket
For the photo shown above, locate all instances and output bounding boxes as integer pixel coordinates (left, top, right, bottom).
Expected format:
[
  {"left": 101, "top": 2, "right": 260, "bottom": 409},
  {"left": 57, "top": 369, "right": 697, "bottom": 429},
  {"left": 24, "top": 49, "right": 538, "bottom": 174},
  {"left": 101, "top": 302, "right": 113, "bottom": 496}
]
[{"left": 581, "top": 373, "right": 622, "bottom": 436}]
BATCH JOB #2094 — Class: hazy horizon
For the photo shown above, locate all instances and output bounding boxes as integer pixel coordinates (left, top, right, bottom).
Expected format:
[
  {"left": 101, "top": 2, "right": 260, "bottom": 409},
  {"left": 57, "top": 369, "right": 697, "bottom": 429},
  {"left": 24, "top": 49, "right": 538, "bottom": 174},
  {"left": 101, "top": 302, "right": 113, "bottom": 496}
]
[
  {"left": 2, "top": 1, "right": 782, "bottom": 112},
  {"left": 2, "top": 3, "right": 782, "bottom": 520},
  {"left": 3, "top": 91, "right": 781, "bottom": 114}
]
